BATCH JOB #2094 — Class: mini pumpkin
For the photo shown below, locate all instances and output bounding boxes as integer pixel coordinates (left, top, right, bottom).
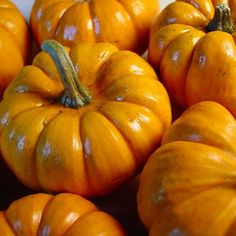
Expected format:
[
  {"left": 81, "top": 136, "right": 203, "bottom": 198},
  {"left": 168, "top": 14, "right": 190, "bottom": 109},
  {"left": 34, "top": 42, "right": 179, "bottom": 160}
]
[
  {"left": 0, "top": 0, "right": 30, "bottom": 95},
  {"left": 149, "top": 0, "right": 236, "bottom": 117},
  {"left": 138, "top": 101, "right": 236, "bottom": 236},
  {"left": 0, "top": 192, "right": 125, "bottom": 235},
  {"left": 0, "top": 40, "right": 171, "bottom": 197},
  {"left": 30, "top": 0, "right": 159, "bottom": 54}
]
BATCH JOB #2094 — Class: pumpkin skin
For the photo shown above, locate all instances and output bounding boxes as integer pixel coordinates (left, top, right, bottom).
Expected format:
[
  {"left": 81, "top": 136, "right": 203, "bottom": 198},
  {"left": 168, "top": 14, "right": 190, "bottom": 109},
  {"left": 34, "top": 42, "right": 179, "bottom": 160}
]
[
  {"left": 30, "top": 0, "right": 159, "bottom": 54},
  {"left": 0, "top": 41, "right": 171, "bottom": 197},
  {"left": 137, "top": 101, "right": 236, "bottom": 236},
  {"left": 0, "top": 193, "right": 126, "bottom": 235},
  {"left": 149, "top": 0, "right": 236, "bottom": 117},
  {"left": 0, "top": 0, "right": 30, "bottom": 95}
]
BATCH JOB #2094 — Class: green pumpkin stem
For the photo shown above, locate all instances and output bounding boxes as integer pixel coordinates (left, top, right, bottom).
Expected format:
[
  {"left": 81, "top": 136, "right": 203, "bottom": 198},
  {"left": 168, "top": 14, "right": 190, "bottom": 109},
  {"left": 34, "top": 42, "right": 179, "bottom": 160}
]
[
  {"left": 205, "top": 4, "right": 234, "bottom": 33},
  {"left": 41, "top": 40, "right": 92, "bottom": 108}
]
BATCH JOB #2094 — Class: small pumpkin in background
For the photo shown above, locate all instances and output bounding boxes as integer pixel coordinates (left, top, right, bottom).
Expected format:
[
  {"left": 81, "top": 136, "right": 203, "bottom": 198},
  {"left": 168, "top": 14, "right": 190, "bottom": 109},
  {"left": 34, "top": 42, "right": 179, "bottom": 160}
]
[
  {"left": 137, "top": 101, "right": 236, "bottom": 236},
  {"left": 0, "top": 0, "right": 30, "bottom": 95},
  {"left": 149, "top": 0, "right": 236, "bottom": 117},
  {"left": 30, "top": 0, "right": 159, "bottom": 54},
  {"left": 0, "top": 40, "right": 171, "bottom": 197},
  {"left": 0, "top": 192, "right": 126, "bottom": 235}
]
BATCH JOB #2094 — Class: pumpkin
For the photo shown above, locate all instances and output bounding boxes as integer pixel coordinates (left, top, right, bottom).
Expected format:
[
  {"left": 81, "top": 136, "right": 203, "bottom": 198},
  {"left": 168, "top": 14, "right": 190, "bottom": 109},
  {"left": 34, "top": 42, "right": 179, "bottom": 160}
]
[
  {"left": 0, "top": 0, "right": 30, "bottom": 95},
  {"left": 0, "top": 192, "right": 126, "bottom": 235},
  {"left": 30, "top": 0, "right": 159, "bottom": 54},
  {"left": 148, "top": 0, "right": 236, "bottom": 117},
  {"left": 0, "top": 40, "right": 171, "bottom": 197},
  {"left": 137, "top": 101, "right": 236, "bottom": 236}
]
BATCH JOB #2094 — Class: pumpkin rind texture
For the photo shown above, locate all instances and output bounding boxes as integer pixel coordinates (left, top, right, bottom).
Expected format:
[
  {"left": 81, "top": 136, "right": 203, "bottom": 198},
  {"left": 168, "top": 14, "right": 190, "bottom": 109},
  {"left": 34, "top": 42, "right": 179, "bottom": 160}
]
[
  {"left": 0, "top": 42, "right": 171, "bottom": 197},
  {"left": 0, "top": 193, "right": 126, "bottom": 235},
  {"left": 30, "top": 0, "right": 159, "bottom": 54},
  {"left": 0, "top": 0, "right": 30, "bottom": 95},
  {"left": 149, "top": 0, "right": 236, "bottom": 117},
  {"left": 137, "top": 101, "right": 236, "bottom": 236}
]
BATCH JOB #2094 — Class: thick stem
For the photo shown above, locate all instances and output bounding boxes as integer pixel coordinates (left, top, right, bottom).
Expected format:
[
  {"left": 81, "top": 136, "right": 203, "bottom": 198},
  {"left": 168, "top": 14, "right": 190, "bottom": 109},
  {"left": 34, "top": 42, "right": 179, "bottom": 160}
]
[
  {"left": 41, "top": 40, "right": 92, "bottom": 108},
  {"left": 205, "top": 4, "right": 234, "bottom": 33}
]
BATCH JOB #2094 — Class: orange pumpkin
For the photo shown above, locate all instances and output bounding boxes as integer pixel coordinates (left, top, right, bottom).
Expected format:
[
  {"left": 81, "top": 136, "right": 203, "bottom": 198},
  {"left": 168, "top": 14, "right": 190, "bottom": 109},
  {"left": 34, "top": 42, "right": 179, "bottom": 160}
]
[
  {"left": 0, "top": 192, "right": 126, "bottom": 235},
  {"left": 0, "top": 0, "right": 30, "bottom": 95},
  {"left": 137, "top": 101, "right": 236, "bottom": 236},
  {"left": 30, "top": 0, "right": 159, "bottom": 54},
  {"left": 0, "top": 40, "right": 171, "bottom": 197},
  {"left": 149, "top": 0, "right": 236, "bottom": 117}
]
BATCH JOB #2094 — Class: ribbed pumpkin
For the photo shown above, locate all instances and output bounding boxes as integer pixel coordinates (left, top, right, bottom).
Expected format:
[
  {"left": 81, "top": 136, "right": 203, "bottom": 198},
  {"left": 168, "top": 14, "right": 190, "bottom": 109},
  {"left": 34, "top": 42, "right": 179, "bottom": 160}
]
[
  {"left": 0, "top": 193, "right": 125, "bottom": 235},
  {"left": 0, "top": 40, "right": 171, "bottom": 197},
  {"left": 30, "top": 0, "right": 159, "bottom": 54},
  {"left": 0, "top": 0, "right": 30, "bottom": 95},
  {"left": 138, "top": 101, "right": 236, "bottom": 236},
  {"left": 149, "top": 0, "right": 236, "bottom": 117}
]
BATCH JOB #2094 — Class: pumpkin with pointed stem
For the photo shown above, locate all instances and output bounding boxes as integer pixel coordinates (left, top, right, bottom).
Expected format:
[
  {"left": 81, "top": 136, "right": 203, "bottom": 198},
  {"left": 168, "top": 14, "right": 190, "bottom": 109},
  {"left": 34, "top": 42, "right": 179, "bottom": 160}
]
[
  {"left": 0, "top": 193, "right": 126, "bottom": 235},
  {"left": 0, "top": 40, "right": 171, "bottom": 197},
  {"left": 0, "top": 0, "right": 30, "bottom": 95},
  {"left": 138, "top": 101, "right": 236, "bottom": 236},
  {"left": 149, "top": 0, "right": 236, "bottom": 117},
  {"left": 30, "top": 0, "right": 159, "bottom": 54}
]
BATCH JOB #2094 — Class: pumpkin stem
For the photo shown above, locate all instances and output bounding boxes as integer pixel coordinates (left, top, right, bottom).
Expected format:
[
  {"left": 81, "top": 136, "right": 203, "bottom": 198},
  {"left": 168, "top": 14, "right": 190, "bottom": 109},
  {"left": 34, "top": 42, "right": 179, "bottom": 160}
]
[
  {"left": 205, "top": 4, "right": 234, "bottom": 33},
  {"left": 41, "top": 40, "right": 92, "bottom": 108}
]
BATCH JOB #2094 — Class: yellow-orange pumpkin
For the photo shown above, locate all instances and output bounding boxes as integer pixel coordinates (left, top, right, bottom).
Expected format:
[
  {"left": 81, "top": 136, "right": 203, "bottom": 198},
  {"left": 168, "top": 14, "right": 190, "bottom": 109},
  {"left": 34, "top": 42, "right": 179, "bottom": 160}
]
[
  {"left": 0, "top": 193, "right": 125, "bottom": 235},
  {"left": 30, "top": 0, "right": 159, "bottom": 54},
  {"left": 149, "top": 0, "right": 236, "bottom": 117},
  {"left": 138, "top": 101, "right": 236, "bottom": 236},
  {"left": 0, "top": 40, "right": 171, "bottom": 197},
  {"left": 0, "top": 0, "right": 30, "bottom": 95}
]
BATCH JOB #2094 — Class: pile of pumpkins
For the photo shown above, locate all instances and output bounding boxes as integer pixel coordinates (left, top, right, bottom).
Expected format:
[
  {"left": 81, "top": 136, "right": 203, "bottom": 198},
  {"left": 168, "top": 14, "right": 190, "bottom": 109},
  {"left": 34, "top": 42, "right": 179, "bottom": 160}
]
[{"left": 1, "top": 0, "right": 236, "bottom": 235}]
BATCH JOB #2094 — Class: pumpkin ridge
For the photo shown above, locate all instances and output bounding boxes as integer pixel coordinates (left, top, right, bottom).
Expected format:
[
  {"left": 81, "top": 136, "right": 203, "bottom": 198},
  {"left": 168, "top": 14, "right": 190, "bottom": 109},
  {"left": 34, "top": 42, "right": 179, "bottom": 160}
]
[
  {"left": 54, "top": 1, "right": 96, "bottom": 45},
  {"left": 114, "top": 0, "right": 140, "bottom": 47},
  {"left": 150, "top": 186, "right": 236, "bottom": 235},
  {"left": 81, "top": 109, "right": 135, "bottom": 184},
  {"left": 99, "top": 101, "right": 162, "bottom": 168},
  {"left": 0, "top": 23, "right": 23, "bottom": 60},
  {"left": 98, "top": 105, "right": 137, "bottom": 157},
  {"left": 37, "top": 193, "right": 97, "bottom": 235},
  {"left": 63, "top": 209, "right": 99, "bottom": 234},
  {"left": 0, "top": 94, "right": 48, "bottom": 136},
  {"left": 178, "top": 0, "right": 215, "bottom": 21},
  {"left": 101, "top": 78, "right": 170, "bottom": 130},
  {"left": 160, "top": 30, "right": 202, "bottom": 107},
  {"left": 149, "top": 24, "right": 194, "bottom": 68},
  {"left": 183, "top": 34, "right": 205, "bottom": 107},
  {"left": 34, "top": 108, "right": 71, "bottom": 190},
  {"left": 1, "top": 106, "right": 63, "bottom": 190},
  {"left": 36, "top": 194, "right": 57, "bottom": 235},
  {"left": 151, "top": 142, "right": 236, "bottom": 202},
  {"left": 153, "top": 2, "right": 207, "bottom": 31},
  {"left": 0, "top": 8, "right": 28, "bottom": 61},
  {"left": 4, "top": 193, "right": 53, "bottom": 235},
  {"left": 98, "top": 74, "right": 156, "bottom": 96},
  {"left": 1, "top": 211, "right": 15, "bottom": 235},
  {"left": 87, "top": 0, "right": 99, "bottom": 42},
  {"left": 52, "top": 1, "right": 79, "bottom": 41}
]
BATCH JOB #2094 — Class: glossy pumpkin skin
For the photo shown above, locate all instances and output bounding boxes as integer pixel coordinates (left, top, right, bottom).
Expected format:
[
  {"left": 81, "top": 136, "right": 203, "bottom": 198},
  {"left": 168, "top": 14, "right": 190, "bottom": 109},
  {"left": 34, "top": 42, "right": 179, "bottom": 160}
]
[
  {"left": 137, "top": 101, "right": 236, "bottom": 236},
  {"left": 0, "top": 193, "right": 126, "bottom": 235},
  {"left": 30, "top": 0, "right": 159, "bottom": 54},
  {"left": 0, "top": 41, "right": 171, "bottom": 197},
  {"left": 0, "top": 0, "right": 30, "bottom": 95},
  {"left": 149, "top": 0, "right": 236, "bottom": 117}
]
